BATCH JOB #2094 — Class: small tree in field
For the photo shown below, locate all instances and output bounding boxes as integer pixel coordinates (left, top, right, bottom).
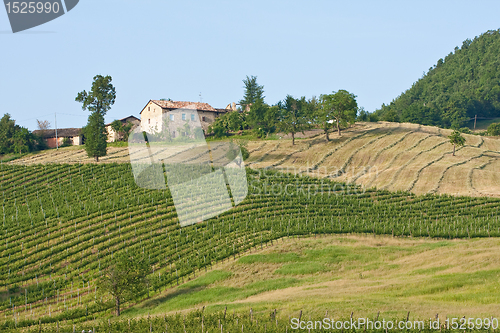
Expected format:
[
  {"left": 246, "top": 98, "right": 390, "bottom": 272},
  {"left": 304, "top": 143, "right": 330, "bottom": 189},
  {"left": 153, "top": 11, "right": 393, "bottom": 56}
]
[
  {"left": 76, "top": 75, "right": 116, "bottom": 161},
  {"left": 448, "top": 130, "right": 465, "bottom": 156},
  {"left": 98, "top": 253, "right": 149, "bottom": 316}
]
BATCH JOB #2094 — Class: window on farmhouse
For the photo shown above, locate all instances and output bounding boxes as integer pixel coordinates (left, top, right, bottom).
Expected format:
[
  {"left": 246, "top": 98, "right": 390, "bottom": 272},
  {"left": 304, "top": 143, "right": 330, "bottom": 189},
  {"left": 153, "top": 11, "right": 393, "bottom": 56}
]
[
  {"left": 170, "top": 114, "right": 174, "bottom": 121},
  {"left": 148, "top": 119, "right": 150, "bottom": 124},
  {"left": 202, "top": 116, "right": 206, "bottom": 121},
  {"left": 182, "top": 113, "right": 186, "bottom": 121},
  {"left": 191, "top": 114, "right": 195, "bottom": 121}
]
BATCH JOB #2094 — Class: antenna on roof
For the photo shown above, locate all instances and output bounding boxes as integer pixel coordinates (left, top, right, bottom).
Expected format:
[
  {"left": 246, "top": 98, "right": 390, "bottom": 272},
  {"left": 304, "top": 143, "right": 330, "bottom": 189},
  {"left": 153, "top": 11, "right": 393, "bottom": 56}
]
[{"left": 199, "top": 92, "right": 202, "bottom": 103}]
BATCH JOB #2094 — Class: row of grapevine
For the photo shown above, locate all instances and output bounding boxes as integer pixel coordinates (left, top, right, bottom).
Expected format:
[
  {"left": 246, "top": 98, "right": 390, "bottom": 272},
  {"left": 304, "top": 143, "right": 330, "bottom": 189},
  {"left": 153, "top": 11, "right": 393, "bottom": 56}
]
[{"left": 1, "top": 163, "right": 499, "bottom": 330}]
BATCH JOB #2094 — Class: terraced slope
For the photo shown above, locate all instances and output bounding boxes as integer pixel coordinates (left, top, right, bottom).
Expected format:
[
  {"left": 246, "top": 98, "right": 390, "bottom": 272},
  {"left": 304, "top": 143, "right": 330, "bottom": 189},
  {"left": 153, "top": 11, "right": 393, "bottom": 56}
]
[{"left": 245, "top": 122, "right": 500, "bottom": 197}]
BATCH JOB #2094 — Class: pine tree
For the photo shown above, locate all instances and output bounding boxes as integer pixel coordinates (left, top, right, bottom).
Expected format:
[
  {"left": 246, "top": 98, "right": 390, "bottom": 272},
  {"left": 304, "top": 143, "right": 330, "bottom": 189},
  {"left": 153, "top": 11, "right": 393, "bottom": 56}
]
[
  {"left": 76, "top": 75, "right": 116, "bottom": 162},
  {"left": 83, "top": 112, "right": 107, "bottom": 161},
  {"left": 239, "top": 75, "right": 264, "bottom": 112}
]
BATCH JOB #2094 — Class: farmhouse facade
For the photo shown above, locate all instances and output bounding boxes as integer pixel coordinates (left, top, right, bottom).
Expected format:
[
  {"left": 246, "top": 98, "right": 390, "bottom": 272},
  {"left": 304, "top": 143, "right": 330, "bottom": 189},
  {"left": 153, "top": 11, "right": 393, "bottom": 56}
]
[
  {"left": 33, "top": 128, "right": 82, "bottom": 148},
  {"left": 105, "top": 115, "right": 140, "bottom": 142},
  {"left": 140, "top": 100, "right": 230, "bottom": 134}
]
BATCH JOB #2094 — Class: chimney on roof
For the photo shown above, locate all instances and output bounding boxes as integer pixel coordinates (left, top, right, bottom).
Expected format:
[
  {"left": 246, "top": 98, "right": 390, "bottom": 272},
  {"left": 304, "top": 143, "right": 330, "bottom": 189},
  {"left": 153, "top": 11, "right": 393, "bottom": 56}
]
[{"left": 226, "top": 102, "right": 237, "bottom": 111}]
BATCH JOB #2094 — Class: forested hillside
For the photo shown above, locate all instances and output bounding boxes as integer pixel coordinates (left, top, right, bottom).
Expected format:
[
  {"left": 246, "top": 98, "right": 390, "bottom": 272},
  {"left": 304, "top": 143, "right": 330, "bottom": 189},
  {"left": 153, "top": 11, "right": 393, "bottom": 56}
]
[{"left": 377, "top": 29, "right": 500, "bottom": 128}]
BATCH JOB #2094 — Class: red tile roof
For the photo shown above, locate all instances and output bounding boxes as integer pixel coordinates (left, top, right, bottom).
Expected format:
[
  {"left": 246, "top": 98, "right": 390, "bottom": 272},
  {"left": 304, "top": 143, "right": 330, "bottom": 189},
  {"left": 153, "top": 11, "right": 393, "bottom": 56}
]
[{"left": 150, "top": 100, "right": 221, "bottom": 112}]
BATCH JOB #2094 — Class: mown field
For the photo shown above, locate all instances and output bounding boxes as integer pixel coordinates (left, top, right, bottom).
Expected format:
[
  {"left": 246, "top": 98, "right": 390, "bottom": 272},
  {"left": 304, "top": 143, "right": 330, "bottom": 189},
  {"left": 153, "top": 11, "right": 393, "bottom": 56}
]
[
  {"left": 1, "top": 162, "right": 500, "bottom": 332},
  {"left": 245, "top": 122, "right": 500, "bottom": 197}
]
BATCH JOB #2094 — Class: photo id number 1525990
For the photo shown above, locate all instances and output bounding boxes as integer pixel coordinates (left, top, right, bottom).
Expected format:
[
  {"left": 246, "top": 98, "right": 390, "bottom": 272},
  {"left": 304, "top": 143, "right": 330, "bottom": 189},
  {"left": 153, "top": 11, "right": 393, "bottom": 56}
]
[{"left": 5, "top": 2, "right": 60, "bottom": 14}]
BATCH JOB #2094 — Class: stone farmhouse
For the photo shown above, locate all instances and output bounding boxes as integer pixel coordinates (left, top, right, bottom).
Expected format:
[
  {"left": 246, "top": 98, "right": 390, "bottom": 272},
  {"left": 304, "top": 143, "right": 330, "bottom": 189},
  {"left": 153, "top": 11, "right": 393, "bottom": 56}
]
[
  {"left": 140, "top": 100, "right": 235, "bottom": 135},
  {"left": 33, "top": 128, "right": 83, "bottom": 148},
  {"left": 105, "top": 115, "right": 140, "bottom": 142}
]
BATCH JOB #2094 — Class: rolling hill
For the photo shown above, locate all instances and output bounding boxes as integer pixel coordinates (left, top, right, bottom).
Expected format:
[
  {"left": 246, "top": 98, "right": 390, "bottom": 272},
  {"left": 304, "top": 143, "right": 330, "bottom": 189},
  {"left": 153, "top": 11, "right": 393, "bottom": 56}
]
[
  {"left": 245, "top": 122, "right": 500, "bottom": 197},
  {"left": 3, "top": 123, "right": 500, "bottom": 332}
]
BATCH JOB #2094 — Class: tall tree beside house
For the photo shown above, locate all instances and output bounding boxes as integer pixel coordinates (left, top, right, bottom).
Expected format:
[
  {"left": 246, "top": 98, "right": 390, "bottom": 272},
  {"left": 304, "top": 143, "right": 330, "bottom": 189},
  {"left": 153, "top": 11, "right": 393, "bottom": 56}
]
[
  {"left": 76, "top": 75, "right": 116, "bottom": 162},
  {"left": 98, "top": 253, "right": 149, "bottom": 316},
  {"left": 239, "top": 75, "right": 265, "bottom": 112},
  {"left": 83, "top": 112, "right": 107, "bottom": 160},
  {"left": 12, "top": 127, "right": 35, "bottom": 154},
  {"left": 319, "top": 90, "right": 358, "bottom": 137},
  {"left": 276, "top": 95, "right": 311, "bottom": 145}
]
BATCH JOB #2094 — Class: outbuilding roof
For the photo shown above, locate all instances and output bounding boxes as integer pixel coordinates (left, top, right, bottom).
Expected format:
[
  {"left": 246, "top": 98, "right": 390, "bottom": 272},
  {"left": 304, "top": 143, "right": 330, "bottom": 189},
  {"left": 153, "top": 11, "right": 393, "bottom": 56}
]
[{"left": 33, "top": 128, "right": 82, "bottom": 139}]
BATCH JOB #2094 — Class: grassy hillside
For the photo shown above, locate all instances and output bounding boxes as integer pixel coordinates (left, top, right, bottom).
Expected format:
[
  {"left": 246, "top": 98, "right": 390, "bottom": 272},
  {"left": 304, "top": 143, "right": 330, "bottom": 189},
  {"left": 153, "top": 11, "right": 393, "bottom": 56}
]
[
  {"left": 1, "top": 163, "right": 500, "bottom": 331},
  {"left": 123, "top": 235, "right": 500, "bottom": 320}
]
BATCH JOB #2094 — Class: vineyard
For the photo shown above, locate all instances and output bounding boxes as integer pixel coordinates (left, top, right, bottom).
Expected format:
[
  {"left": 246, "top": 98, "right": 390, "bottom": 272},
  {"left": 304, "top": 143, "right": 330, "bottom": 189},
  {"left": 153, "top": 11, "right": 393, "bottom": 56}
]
[{"left": 1, "top": 162, "right": 500, "bottom": 332}]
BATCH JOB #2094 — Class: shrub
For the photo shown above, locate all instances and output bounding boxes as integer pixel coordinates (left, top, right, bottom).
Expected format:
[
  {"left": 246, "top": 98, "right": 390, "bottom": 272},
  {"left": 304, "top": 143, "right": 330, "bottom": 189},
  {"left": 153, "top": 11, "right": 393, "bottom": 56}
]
[
  {"left": 61, "top": 137, "right": 72, "bottom": 147},
  {"left": 487, "top": 122, "right": 500, "bottom": 136},
  {"left": 252, "top": 127, "right": 266, "bottom": 138},
  {"left": 240, "top": 146, "right": 249, "bottom": 160},
  {"left": 368, "top": 113, "right": 379, "bottom": 122}
]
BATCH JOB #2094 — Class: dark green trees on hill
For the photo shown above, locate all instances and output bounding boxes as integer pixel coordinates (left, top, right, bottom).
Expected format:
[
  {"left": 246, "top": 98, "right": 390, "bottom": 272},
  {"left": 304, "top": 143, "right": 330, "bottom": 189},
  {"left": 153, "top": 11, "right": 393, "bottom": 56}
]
[
  {"left": 376, "top": 29, "right": 500, "bottom": 128},
  {"left": 0, "top": 114, "right": 40, "bottom": 155}
]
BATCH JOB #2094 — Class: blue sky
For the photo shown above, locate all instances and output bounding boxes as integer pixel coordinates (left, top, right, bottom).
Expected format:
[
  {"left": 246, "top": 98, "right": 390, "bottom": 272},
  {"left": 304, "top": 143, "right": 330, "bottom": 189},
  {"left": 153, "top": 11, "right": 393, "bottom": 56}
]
[{"left": 1, "top": 0, "right": 500, "bottom": 130}]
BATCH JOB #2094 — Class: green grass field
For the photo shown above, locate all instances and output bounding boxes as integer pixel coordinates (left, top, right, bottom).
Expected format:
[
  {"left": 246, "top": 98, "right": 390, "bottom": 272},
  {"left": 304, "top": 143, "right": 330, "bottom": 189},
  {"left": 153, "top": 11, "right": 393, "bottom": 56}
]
[{"left": 124, "top": 235, "right": 500, "bottom": 320}]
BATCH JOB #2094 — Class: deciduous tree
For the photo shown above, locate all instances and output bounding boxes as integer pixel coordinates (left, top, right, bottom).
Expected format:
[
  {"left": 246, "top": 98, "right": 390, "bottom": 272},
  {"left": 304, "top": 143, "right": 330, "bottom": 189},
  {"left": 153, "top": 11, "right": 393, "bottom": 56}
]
[
  {"left": 319, "top": 90, "right": 358, "bottom": 137},
  {"left": 98, "top": 253, "right": 150, "bottom": 316},
  {"left": 276, "top": 95, "right": 311, "bottom": 145}
]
